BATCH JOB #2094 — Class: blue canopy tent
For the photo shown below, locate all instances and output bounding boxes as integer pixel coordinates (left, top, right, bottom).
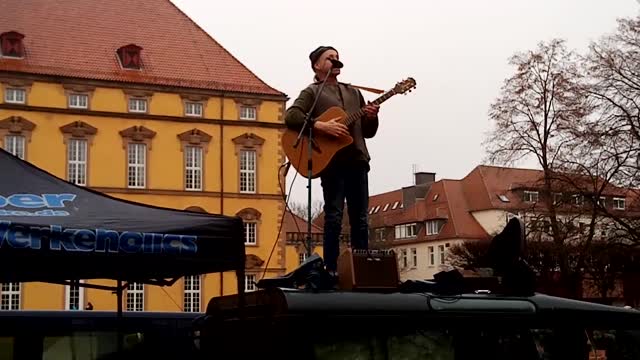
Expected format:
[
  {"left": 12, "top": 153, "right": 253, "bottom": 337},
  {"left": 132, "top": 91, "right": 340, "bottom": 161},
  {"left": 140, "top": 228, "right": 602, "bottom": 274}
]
[{"left": 0, "top": 147, "right": 245, "bottom": 319}]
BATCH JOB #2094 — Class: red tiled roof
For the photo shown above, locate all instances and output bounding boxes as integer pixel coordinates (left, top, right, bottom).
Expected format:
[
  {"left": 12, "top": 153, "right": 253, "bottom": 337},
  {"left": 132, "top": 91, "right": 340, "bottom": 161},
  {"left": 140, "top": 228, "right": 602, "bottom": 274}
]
[
  {"left": 284, "top": 211, "right": 323, "bottom": 234},
  {"left": 0, "top": 0, "right": 285, "bottom": 96}
]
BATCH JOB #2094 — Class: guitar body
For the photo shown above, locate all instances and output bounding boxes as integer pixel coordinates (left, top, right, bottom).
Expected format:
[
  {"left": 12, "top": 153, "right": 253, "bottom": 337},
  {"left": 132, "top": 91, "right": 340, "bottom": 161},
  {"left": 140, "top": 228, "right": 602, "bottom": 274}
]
[{"left": 281, "top": 106, "right": 353, "bottom": 179}]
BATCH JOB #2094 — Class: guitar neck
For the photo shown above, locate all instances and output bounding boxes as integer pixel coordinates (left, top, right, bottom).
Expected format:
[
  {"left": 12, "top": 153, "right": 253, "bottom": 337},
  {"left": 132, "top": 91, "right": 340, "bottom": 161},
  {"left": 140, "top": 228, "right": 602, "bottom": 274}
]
[{"left": 343, "top": 89, "right": 397, "bottom": 126}]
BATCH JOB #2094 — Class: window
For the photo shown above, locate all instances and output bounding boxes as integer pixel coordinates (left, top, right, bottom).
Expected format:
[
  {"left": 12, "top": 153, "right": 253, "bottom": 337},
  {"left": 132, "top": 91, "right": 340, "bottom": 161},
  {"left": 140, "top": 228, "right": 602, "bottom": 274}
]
[
  {"left": 127, "top": 143, "right": 146, "bottom": 188},
  {"left": 244, "top": 222, "right": 257, "bottom": 245},
  {"left": 373, "top": 205, "right": 380, "bottom": 213},
  {"left": 236, "top": 208, "right": 261, "bottom": 246},
  {"left": 128, "top": 98, "right": 147, "bottom": 113},
  {"left": 185, "top": 146, "right": 203, "bottom": 191},
  {"left": 185, "top": 102, "right": 203, "bottom": 117},
  {"left": 597, "top": 196, "right": 606, "bottom": 207},
  {"left": 426, "top": 220, "right": 441, "bottom": 236},
  {"left": 299, "top": 252, "right": 308, "bottom": 265},
  {"left": 239, "top": 106, "right": 257, "bottom": 120},
  {"left": 573, "top": 194, "right": 584, "bottom": 206},
  {"left": 428, "top": 246, "right": 435, "bottom": 266},
  {"left": 392, "top": 201, "right": 399, "bottom": 210},
  {"left": 117, "top": 44, "right": 143, "bottom": 70},
  {"left": 498, "top": 194, "right": 510, "bottom": 203},
  {"left": 375, "top": 228, "right": 385, "bottom": 241},
  {"left": 553, "top": 193, "right": 562, "bottom": 205},
  {"left": 1, "top": 283, "right": 20, "bottom": 310},
  {"left": 4, "top": 88, "right": 25, "bottom": 104},
  {"left": 524, "top": 191, "right": 539, "bottom": 203},
  {"left": 433, "top": 194, "right": 439, "bottom": 201},
  {"left": 613, "top": 198, "right": 625, "bottom": 210},
  {"left": 178, "top": 129, "right": 211, "bottom": 192},
  {"left": 4, "top": 135, "right": 24, "bottom": 159},
  {"left": 60, "top": 121, "right": 97, "bottom": 186},
  {"left": 68, "top": 94, "right": 88, "bottom": 109},
  {"left": 395, "top": 223, "right": 417, "bottom": 239},
  {"left": 438, "top": 245, "right": 446, "bottom": 265},
  {"left": 245, "top": 274, "right": 256, "bottom": 292},
  {"left": 67, "top": 139, "right": 87, "bottom": 186},
  {"left": 119, "top": 128, "right": 155, "bottom": 190},
  {"left": 65, "top": 280, "right": 84, "bottom": 311},
  {"left": 240, "top": 149, "right": 256, "bottom": 193},
  {"left": 0, "top": 116, "right": 35, "bottom": 160},
  {"left": 233, "top": 133, "right": 264, "bottom": 194},
  {"left": 382, "top": 203, "right": 389, "bottom": 211},
  {"left": 400, "top": 249, "right": 408, "bottom": 269},
  {"left": 126, "top": 282, "right": 144, "bottom": 312},
  {"left": 0, "top": 31, "right": 25, "bottom": 58},
  {"left": 183, "top": 275, "right": 201, "bottom": 313},
  {"left": 411, "top": 248, "right": 417, "bottom": 267}
]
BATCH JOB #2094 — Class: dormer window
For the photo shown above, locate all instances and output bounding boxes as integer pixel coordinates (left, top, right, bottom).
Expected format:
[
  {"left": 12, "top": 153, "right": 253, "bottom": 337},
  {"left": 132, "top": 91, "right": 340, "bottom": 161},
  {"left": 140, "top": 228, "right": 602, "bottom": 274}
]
[
  {"left": 0, "top": 31, "right": 25, "bottom": 58},
  {"left": 117, "top": 44, "right": 143, "bottom": 70}
]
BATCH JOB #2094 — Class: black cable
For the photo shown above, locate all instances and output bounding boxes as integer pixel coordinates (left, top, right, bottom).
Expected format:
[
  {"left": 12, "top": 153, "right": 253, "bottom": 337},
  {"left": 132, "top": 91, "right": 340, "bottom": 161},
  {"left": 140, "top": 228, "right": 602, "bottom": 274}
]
[{"left": 260, "top": 150, "right": 305, "bottom": 281}]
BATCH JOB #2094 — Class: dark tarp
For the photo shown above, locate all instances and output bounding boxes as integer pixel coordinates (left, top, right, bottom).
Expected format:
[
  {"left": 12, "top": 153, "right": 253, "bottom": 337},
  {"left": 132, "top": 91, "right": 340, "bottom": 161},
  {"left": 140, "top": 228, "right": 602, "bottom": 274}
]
[{"left": 0, "top": 148, "right": 245, "bottom": 283}]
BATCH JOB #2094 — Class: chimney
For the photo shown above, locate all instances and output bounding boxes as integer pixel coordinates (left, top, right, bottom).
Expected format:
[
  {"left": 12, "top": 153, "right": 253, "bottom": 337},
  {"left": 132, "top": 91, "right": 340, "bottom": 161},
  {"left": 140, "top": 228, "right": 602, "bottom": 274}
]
[
  {"left": 415, "top": 172, "right": 435, "bottom": 185},
  {"left": 402, "top": 172, "right": 436, "bottom": 209}
]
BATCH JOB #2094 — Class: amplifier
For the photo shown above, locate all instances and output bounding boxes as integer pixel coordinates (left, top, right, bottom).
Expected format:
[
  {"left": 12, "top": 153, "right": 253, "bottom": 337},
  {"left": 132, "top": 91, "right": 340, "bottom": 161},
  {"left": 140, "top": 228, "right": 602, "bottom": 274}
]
[{"left": 337, "top": 248, "right": 399, "bottom": 292}]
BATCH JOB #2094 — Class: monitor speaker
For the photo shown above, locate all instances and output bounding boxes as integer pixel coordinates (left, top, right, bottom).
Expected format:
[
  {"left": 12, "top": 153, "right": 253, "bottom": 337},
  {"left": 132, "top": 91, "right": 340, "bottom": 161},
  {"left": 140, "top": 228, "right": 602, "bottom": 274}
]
[{"left": 337, "top": 248, "right": 399, "bottom": 292}]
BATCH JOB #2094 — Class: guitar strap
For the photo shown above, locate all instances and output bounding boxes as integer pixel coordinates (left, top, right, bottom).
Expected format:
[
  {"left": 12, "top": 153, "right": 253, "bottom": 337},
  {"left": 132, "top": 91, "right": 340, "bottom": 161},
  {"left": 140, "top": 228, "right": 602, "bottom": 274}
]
[{"left": 343, "top": 83, "right": 385, "bottom": 94}]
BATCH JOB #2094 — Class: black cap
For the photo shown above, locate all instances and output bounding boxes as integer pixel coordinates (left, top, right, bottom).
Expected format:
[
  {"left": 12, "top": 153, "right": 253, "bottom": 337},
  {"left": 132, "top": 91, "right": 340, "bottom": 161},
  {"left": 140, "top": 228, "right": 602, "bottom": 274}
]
[{"left": 309, "top": 46, "right": 337, "bottom": 69}]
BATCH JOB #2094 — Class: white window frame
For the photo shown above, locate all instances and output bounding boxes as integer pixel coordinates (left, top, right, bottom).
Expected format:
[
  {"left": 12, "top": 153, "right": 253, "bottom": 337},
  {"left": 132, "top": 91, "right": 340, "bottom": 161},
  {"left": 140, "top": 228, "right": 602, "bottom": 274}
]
[
  {"left": 1, "top": 282, "right": 20, "bottom": 310},
  {"left": 184, "top": 146, "right": 203, "bottom": 191},
  {"left": 400, "top": 249, "right": 408, "bottom": 269},
  {"left": 553, "top": 193, "right": 562, "bottom": 205},
  {"left": 394, "top": 223, "right": 417, "bottom": 239},
  {"left": 426, "top": 220, "right": 441, "bottom": 236},
  {"left": 299, "top": 252, "right": 307, "bottom": 265},
  {"left": 244, "top": 222, "right": 257, "bottom": 245},
  {"left": 392, "top": 201, "right": 399, "bottom": 210},
  {"left": 68, "top": 94, "right": 89, "bottom": 109},
  {"left": 524, "top": 191, "right": 539, "bottom": 203},
  {"left": 428, "top": 246, "right": 435, "bottom": 266},
  {"left": 239, "top": 106, "right": 256, "bottom": 120},
  {"left": 65, "top": 280, "right": 85, "bottom": 311},
  {"left": 185, "top": 102, "right": 203, "bottom": 117},
  {"left": 127, "top": 143, "right": 146, "bottom": 188},
  {"left": 613, "top": 197, "right": 625, "bottom": 210},
  {"left": 126, "top": 282, "right": 144, "bottom": 312},
  {"left": 245, "top": 274, "right": 256, "bottom": 292},
  {"left": 438, "top": 245, "right": 446, "bottom": 265},
  {"left": 411, "top": 248, "right": 417, "bottom": 267},
  {"left": 183, "top": 275, "right": 201, "bottom": 313},
  {"left": 128, "top": 98, "right": 147, "bottom": 113},
  {"left": 4, "top": 134, "right": 25, "bottom": 159},
  {"left": 239, "top": 149, "right": 256, "bottom": 193},
  {"left": 4, "top": 88, "right": 25, "bottom": 104},
  {"left": 67, "top": 138, "right": 88, "bottom": 186}
]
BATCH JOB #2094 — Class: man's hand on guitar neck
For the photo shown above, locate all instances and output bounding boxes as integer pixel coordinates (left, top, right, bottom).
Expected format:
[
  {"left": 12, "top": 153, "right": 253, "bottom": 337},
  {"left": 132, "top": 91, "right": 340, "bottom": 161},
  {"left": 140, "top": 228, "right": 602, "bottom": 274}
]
[{"left": 314, "top": 118, "right": 350, "bottom": 138}]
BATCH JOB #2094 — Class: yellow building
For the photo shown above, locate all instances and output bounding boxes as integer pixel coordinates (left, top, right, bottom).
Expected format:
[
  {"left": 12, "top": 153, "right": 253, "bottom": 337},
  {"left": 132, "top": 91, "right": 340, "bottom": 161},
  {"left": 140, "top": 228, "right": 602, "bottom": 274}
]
[{"left": 0, "top": 0, "right": 289, "bottom": 312}]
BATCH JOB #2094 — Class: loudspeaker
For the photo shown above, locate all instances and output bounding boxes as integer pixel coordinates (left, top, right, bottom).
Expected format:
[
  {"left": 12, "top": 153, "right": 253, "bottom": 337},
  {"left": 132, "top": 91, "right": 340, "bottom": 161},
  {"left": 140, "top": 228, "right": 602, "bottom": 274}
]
[{"left": 337, "top": 248, "right": 399, "bottom": 292}]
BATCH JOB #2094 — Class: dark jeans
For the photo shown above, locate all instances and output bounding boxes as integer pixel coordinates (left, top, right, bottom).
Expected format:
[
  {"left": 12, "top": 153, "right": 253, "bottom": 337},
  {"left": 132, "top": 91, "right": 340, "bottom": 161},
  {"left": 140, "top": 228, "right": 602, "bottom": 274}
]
[{"left": 320, "top": 161, "right": 370, "bottom": 272}]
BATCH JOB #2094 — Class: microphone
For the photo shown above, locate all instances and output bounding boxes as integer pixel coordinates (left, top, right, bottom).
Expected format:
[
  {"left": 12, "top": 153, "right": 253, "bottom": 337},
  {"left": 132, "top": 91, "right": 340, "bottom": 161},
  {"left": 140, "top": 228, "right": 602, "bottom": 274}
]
[{"left": 329, "top": 59, "right": 344, "bottom": 68}]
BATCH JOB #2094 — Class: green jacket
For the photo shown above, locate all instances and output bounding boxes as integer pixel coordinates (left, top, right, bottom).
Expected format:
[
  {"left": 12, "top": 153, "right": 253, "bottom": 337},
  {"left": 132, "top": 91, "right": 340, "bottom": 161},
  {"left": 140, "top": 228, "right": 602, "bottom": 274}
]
[{"left": 284, "top": 82, "right": 379, "bottom": 165}]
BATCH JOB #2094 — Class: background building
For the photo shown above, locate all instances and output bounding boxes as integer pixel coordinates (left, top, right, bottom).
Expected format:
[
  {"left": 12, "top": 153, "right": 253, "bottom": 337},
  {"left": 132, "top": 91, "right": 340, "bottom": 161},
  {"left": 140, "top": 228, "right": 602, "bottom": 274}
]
[{"left": 0, "top": 0, "right": 288, "bottom": 312}]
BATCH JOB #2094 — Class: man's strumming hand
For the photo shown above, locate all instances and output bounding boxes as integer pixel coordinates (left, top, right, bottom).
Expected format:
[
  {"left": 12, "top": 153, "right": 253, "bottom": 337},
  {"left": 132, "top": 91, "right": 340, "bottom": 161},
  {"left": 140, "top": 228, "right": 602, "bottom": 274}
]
[{"left": 314, "top": 118, "right": 350, "bottom": 137}]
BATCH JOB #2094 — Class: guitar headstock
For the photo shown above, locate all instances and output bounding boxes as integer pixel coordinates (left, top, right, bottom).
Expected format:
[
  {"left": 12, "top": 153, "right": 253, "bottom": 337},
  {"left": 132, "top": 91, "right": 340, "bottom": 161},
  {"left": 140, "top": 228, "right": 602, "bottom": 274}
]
[{"left": 393, "top": 77, "right": 416, "bottom": 95}]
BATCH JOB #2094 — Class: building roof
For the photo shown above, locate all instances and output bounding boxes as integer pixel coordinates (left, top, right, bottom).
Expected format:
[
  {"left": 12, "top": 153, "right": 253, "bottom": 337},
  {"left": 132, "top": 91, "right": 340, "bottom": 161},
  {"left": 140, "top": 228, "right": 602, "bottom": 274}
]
[
  {"left": 284, "top": 211, "right": 323, "bottom": 235},
  {"left": 0, "top": 0, "right": 285, "bottom": 96}
]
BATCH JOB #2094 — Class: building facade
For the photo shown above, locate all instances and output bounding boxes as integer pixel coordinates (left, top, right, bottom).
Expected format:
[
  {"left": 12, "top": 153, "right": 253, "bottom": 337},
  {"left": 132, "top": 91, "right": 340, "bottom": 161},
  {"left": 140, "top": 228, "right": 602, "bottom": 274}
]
[
  {"left": 317, "top": 166, "right": 637, "bottom": 294},
  {"left": 0, "top": 0, "right": 288, "bottom": 312}
]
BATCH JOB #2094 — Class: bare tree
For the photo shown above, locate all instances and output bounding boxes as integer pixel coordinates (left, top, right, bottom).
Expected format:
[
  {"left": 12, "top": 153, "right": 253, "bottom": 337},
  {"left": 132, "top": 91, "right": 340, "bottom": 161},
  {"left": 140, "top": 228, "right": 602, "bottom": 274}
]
[
  {"left": 483, "top": 39, "right": 593, "bottom": 297},
  {"left": 583, "top": 15, "right": 640, "bottom": 244},
  {"left": 287, "top": 200, "right": 324, "bottom": 222}
]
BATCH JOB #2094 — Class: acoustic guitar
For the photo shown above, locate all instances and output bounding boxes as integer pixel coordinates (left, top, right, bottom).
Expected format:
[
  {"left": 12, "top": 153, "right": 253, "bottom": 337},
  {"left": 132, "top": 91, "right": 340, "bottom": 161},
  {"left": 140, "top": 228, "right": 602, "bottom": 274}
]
[{"left": 282, "top": 77, "right": 416, "bottom": 178}]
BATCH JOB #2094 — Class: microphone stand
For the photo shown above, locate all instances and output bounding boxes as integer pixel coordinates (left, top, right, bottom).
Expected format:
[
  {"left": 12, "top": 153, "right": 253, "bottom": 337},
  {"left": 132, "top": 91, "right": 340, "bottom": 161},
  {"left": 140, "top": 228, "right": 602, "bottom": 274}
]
[{"left": 293, "top": 66, "right": 335, "bottom": 259}]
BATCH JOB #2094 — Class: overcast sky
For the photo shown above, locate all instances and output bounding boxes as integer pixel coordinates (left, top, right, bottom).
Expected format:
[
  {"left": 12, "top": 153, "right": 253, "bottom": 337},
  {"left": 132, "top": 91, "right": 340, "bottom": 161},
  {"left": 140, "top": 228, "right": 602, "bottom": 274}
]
[{"left": 171, "top": 0, "right": 638, "bottom": 205}]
